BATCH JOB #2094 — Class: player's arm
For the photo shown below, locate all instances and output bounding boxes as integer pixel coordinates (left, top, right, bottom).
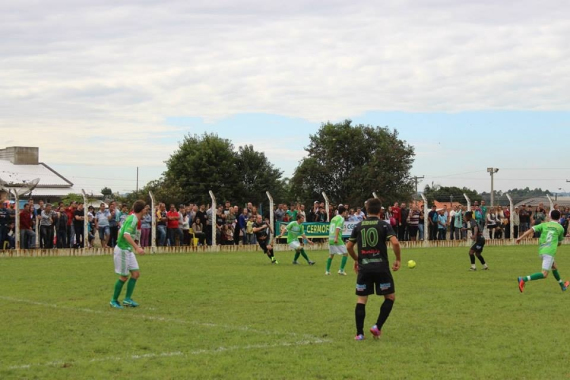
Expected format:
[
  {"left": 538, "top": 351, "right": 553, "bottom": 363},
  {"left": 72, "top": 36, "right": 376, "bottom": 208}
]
[
  {"left": 472, "top": 224, "right": 479, "bottom": 241},
  {"left": 516, "top": 227, "right": 536, "bottom": 243},
  {"left": 346, "top": 239, "right": 359, "bottom": 273},
  {"left": 390, "top": 235, "right": 401, "bottom": 271},
  {"left": 123, "top": 231, "right": 144, "bottom": 254},
  {"left": 334, "top": 225, "right": 341, "bottom": 244},
  {"left": 301, "top": 233, "right": 313, "bottom": 244}
]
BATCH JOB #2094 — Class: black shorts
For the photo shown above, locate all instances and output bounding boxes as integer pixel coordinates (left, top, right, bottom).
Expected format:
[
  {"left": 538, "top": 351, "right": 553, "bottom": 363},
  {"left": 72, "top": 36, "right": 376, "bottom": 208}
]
[
  {"left": 470, "top": 236, "right": 485, "bottom": 253},
  {"left": 355, "top": 270, "right": 395, "bottom": 296},
  {"left": 258, "top": 239, "right": 269, "bottom": 253}
]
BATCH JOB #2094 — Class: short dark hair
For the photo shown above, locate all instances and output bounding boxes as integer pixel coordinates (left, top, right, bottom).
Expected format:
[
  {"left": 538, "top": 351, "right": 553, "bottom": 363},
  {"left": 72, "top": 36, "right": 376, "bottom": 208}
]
[
  {"left": 133, "top": 200, "right": 146, "bottom": 213},
  {"left": 338, "top": 206, "right": 346, "bottom": 214},
  {"left": 465, "top": 211, "right": 473, "bottom": 219},
  {"left": 366, "top": 198, "right": 381, "bottom": 215},
  {"left": 296, "top": 213, "right": 304, "bottom": 221},
  {"left": 551, "top": 209, "right": 561, "bottom": 220}
]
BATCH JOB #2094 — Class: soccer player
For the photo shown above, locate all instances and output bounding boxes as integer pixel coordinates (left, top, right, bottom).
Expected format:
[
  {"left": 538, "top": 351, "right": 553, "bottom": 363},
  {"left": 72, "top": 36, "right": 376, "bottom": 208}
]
[
  {"left": 346, "top": 198, "right": 401, "bottom": 341},
  {"left": 465, "top": 211, "right": 489, "bottom": 271},
  {"left": 276, "top": 214, "right": 315, "bottom": 265},
  {"left": 252, "top": 214, "right": 278, "bottom": 264},
  {"left": 110, "top": 200, "right": 146, "bottom": 309},
  {"left": 326, "top": 206, "right": 349, "bottom": 275},
  {"left": 516, "top": 209, "right": 569, "bottom": 293}
]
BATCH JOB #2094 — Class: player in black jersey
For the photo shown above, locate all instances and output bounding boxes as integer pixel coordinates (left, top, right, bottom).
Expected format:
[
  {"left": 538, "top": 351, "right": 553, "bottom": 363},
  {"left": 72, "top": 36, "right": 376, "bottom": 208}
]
[
  {"left": 346, "top": 198, "right": 401, "bottom": 341},
  {"left": 465, "top": 211, "right": 488, "bottom": 271},
  {"left": 252, "top": 215, "right": 278, "bottom": 264}
]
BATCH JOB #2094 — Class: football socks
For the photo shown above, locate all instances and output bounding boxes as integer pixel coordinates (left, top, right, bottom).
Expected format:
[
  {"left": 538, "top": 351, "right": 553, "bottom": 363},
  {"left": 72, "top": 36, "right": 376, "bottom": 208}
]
[
  {"left": 112, "top": 279, "right": 126, "bottom": 301},
  {"left": 340, "top": 256, "right": 348, "bottom": 271},
  {"left": 125, "top": 278, "right": 137, "bottom": 300},
  {"left": 355, "top": 303, "right": 366, "bottom": 336},
  {"left": 376, "top": 299, "right": 394, "bottom": 330},
  {"left": 326, "top": 257, "right": 333, "bottom": 272}
]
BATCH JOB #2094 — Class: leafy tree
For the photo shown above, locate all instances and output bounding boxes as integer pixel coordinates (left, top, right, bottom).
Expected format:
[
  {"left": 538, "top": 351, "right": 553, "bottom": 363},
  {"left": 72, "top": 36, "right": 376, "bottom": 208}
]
[
  {"left": 163, "top": 133, "right": 285, "bottom": 206},
  {"left": 423, "top": 185, "right": 481, "bottom": 204},
  {"left": 101, "top": 187, "right": 113, "bottom": 198},
  {"left": 290, "top": 120, "right": 415, "bottom": 207}
]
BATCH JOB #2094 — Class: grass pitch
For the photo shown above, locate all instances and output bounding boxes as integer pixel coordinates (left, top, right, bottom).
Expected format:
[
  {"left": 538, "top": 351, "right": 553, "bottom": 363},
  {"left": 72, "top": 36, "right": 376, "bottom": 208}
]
[{"left": 1, "top": 245, "right": 570, "bottom": 379}]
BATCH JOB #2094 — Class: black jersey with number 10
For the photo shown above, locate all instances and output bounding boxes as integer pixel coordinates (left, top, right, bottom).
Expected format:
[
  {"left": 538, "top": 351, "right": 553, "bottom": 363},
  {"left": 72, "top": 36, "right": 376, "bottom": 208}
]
[{"left": 349, "top": 217, "right": 396, "bottom": 273}]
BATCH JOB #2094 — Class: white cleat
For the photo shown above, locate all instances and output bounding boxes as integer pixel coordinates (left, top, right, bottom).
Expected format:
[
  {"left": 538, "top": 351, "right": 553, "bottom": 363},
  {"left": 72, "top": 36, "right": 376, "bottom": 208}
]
[
  {"left": 325, "top": 271, "right": 331, "bottom": 275},
  {"left": 338, "top": 270, "right": 347, "bottom": 276}
]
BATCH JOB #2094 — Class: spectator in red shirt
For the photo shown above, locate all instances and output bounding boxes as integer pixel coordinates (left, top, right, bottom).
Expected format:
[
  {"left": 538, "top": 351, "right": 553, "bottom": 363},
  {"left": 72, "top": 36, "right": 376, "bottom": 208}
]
[
  {"left": 167, "top": 204, "right": 182, "bottom": 246},
  {"left": 19, "top": 203, "right": 36, "bottom": 249}
]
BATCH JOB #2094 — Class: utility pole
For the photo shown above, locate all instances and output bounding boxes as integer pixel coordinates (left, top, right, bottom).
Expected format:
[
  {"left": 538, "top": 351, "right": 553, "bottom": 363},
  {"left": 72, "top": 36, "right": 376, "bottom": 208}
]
[
  {"left": 487, "top": 167, "right": 499, "bottom": 206},
  {"left": 412, "top": 175, "right": 425, "bottom": 194}
]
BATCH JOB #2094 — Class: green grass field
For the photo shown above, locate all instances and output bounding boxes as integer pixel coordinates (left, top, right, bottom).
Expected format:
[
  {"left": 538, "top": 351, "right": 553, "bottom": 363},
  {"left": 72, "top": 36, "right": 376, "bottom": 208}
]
[{"left": 1, "top": 245, "right": 570, "bottom": 379}]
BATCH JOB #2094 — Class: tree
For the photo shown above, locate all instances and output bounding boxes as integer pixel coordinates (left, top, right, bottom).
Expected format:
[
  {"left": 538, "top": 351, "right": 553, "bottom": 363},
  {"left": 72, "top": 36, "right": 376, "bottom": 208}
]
[
  {"left": 423, "top": 185, "right": 481, "bottom": 204},
  {"left": 290, "top": 120, "right": 415, "bottom": 207},
  {"left": 101, "top": 187, "right": 113, "bottom": 198},
  {"left": 163, "top": 133, "right": 285, "bottom": 206}
]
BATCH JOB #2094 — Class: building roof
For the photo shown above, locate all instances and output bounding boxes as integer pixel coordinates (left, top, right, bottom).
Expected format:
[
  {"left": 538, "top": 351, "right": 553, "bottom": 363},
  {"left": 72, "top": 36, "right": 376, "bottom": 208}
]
[
  {"left": 514, "top": 196, "right": 570, "bottom": 208},
  {"left": 0, "top": 160, "right": 72, "bottom": 187}
]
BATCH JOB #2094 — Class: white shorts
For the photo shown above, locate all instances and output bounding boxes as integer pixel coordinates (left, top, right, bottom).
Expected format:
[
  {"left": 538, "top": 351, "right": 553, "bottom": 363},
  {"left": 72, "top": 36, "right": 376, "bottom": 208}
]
[
  {"left": 329, "top": 245, "right": 348, "bottom": 255},
  {"left": 540, "top": 254, "right": 555, "bottom": 271},
  {"left": 289, "top": 241, "right": 301, "bottom": 251},
  {"left": 114, "top": 246, "right": 139, "bottom": 276}
]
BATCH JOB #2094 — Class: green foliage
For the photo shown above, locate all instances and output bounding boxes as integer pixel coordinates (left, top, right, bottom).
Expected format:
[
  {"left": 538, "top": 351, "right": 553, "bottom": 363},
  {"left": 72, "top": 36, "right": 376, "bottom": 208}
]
[
  {"left": 1, "top": 246, "right": 569, "bottom": 379},
  {"left": 100, "top": 187, "right": 113, "bottom": 197},
  {"left": 162, "top": 133, "right": 285, "bottom": 206},
  {"left": 291, "top": 120, "right": 415, "bottom": 206},
  {"left": 481, "top": 187, "right": 553, "bottom": 205},
  {"left": 60, "top": 193, "right": 87, "bottom": 205},
  {"left": 423, "top": 185, "right": 482, "bottom": 204}
]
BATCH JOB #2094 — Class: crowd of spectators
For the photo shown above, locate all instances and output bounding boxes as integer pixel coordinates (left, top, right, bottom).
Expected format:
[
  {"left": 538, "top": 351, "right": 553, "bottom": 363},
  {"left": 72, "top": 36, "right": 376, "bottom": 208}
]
[{"left": 2, "top": 197, "right": 569, "bottom": 250}]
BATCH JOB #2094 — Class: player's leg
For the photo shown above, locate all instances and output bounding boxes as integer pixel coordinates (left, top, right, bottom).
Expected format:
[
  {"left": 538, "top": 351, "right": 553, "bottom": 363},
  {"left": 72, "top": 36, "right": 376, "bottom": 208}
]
[
  {"left": 290, "top": 241, "right": 301, "bottom": 264},
  {"left": 339, "top": 252, "right": 348, "bottom": 275},
  {"left": 266, "top": 244, "right": 278, "bottom": 264},
  {"left": 299, "top": 246, "right": 315, "bottom": 265},
  {"left": 468, "top": 248, "right": 477, "bottom": 271},
  {"left": 111, "top": 247, "right": 129, "bottom": 308},
  {"left": 326, "top": 253, "right": 334, "bottom": 275},
  {"left": 475, "top": 238, "right": 488, "bottom": 270},
  {"left": 355, "top": 272, "right": 373, "bottom": 340},
  {"left": 371, "top": 272, "right": 396, "bottom": 339},
  {"left": 123, "top": 252, "right": 141, "bottom": 307},
  {"left": 551, "top": 262, "right": 569, "bottom": 291},
  {"left": 518, "top": 254, "right": 552, "bottom": 293}
]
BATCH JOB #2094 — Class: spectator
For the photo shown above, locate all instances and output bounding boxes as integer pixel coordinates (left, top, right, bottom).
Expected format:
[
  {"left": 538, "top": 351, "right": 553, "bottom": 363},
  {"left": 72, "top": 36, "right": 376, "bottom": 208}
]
[
  {"left": 19, "top": 203, "right": 35, "bottom": 249},
  {"left": 87, "top": 206, "right": 96, "bottom": 248},
  {"left": 246, "top": 216, "right": 255, "bottom": 244},
  {"left": 73, "top": 203, "right": 85, "bottom": 248},
  {"left": 354, "top": 207, "right": 366, "bottom": 222},
  {"left": 400, "top": 203, "right": 409, "bottom": 241},
  {"left": 40, "top": 203, "right": 56, "bottom": 249},
  {"left": 167, "top": 204, "right": 182, "bottom": 247},
  {"left": 238, "top": 208, "right": 248, "bottom": 245},
  {"left": 215, "top": 205, "right": 225, "bottom": 244},
  {"left": 307, "top": 201, "right": 319, "bottom": 222},
  {"left": 407, "top": 205, "right": 420, "bottom": 241},
  {"left": 519, "top": 205, "right": 531, "bottom": 234},
  {"left": 95, "top": 203, "right": 111, "bottom": 248},
  {"left": 275, "top": 203, "right": 286, "bottom": 222},
  {"left": 192, "top": 217, "right": 206, "bottom": 246},
  {"left": 181, "top": 206, "right": 191, "bottom": 246},
  {"left": 55, "top": 205, "right": 68, "bottom": 248},
  {"left": 316, "top": 206, "right": 328, "bottom": 223},
  {"left": 503, "top": 206, "right": 511, "bottom": 239},
  {"left": 6, "top": 222, "right": 15, "bottom": 249},
  {"left": 513, "top": 206, "right": 520, "bottom": 239},
  {"left": 156, "top": 203, "right": 168, "bottom": 246},
  {"left": 428, "top": 205, "right": 438, "bottom": 240},
  {"left": 205, "top": 205, "right": 213, "bottom": 245},
  {"left": 437, "top": 209, "right": 447, "bottom": 240},
  {"left": 108, "top": 201, "right": 119, "bottom": 247},
  {"left": 0, "top": 201, "right": 9, "bottom": 248},
  {"left": 452, "top": 205, "right": 463, "bottom": 240},
  {"left": 486, "top": 207, "right": 499, "bottom": 239},
  {"left": 418, "top": 206, "right": 425, "bottom": 240},
  {"left": 140, "top": 205, "right": 152, "bottom": 247}
]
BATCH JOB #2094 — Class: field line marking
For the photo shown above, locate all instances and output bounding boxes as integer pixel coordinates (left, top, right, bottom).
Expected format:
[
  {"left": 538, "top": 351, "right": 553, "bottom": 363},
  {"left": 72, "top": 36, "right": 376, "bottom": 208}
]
[
  {"left": 8, "top": 340, "right": 330, "bottom": 371},
  {"left": 0, "top": 295, "right": 327, "bottom": 341}
]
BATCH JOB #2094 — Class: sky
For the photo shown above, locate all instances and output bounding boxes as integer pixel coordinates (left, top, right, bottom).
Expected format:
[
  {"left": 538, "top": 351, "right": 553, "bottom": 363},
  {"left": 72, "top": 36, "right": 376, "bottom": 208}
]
[{"left": 2, "top": 0, "right": 570, "bottom": 196}]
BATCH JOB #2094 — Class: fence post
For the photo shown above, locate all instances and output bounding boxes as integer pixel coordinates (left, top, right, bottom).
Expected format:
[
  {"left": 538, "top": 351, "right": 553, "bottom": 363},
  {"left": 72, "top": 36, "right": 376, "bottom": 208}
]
[
  {"left": 11, "top": 190, "right": 21, "bottom": 249},
  {"left": 505, "top": 193, "right": 514, "bottom": 242},
  {"left": 463, "top": 193, "right": 472, "bottom": 241},
  {"left": 149, "top": 191, "right": 157, "bottom": 254},
  {"left": 266, "top": 191, "right": 274, "bottom": 236},
  {"left": 322, "top": 192, "right": 330, "bottom": 222},
  {"left": 546, "top": 194, "right": 554, "bottom": 213},
  {"left": 209, "top": 190, "right": 217, "bottom": 249},
  {"left": 81, "top": 189, "right": 89, "bottom": 249},
  {"left": 420, "top": 193, "right": 429, "bottom": 243}
]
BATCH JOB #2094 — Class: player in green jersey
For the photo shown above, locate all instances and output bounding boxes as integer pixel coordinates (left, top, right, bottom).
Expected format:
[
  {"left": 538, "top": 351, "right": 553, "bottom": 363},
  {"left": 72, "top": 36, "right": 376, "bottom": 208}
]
[
  {"left": 276, "top": 213, "right": 315, "bottom": 265},
  {"left": 326, "top": 206, "right": 349, "bottom": 275},
  {"left": 110, "top": 200, "right": 146, "bottom": 309},
  {"left": 516, "top": 209, "right": 569, "bottom": 293}
]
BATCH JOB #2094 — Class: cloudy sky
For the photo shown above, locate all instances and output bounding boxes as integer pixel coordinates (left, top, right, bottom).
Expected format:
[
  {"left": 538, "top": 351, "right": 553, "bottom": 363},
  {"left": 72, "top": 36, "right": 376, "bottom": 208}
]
[{"left": 2, "top": 0, "right": 569, "bottom": 196}]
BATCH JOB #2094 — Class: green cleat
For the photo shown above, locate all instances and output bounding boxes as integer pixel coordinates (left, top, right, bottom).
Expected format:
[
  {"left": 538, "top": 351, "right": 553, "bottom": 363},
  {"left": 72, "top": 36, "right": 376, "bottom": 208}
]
[
  {"left": 123, "top": 298, "right": 139, "bottom": 307},
  {"left": 110, "top": 300, "right": 123, "bottom": 309}
]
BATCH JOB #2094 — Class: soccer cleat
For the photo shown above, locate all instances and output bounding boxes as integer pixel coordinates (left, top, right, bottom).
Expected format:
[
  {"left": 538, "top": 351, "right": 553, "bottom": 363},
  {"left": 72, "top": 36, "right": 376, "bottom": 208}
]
[
  {"left": 110, "top": 300, "right": 123, "bottom": 309},
  {"left": 370, "top": 325, "right": 382, "bottom": 339},
  {"left": 325, "top": 271, "right": 331, "bottom": 275},
  {"left": 561, "top": 281, "right": 569, "bottom": 291},
  {"left": 469, "top": 267, "right": 477, "bottom": 271},
  {"left": 338, "top": 270, "right": 347, "bottom": 276},
  {"left": 308, "top": 261, "right": 316, "bottom": 266},
  {"left": 292, "top": 261, "right": 299, "bottom": 265},
  {"left": 354, "top": 334, "right": 365, "bottom": 341},
  {"left": 122, "top": 298, "right": 139, "bottom": 307},
  {"left": 483, "top": 265, "right": 489, "bottom": 270},
  {"left": 271, "top": 259, "right": 279, "bottom": 264},
  {"left": 518, "top": 277, "right": 525, "bottom": 293}
]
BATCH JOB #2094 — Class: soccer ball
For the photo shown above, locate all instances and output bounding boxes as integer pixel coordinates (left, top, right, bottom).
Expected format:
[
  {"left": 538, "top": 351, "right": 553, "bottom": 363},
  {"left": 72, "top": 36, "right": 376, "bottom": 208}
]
[{"left": 407, "top": 260, "right": 416, "bottom": 269}]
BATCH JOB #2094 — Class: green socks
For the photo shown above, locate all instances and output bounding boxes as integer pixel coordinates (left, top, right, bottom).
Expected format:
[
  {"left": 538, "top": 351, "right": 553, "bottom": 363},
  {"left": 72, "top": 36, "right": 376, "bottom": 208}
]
[
  {"left": 340, "top": 256, "right": 348, "bottom": 271},
  {"left": 553, "top": 269, "right": 561, "bottom": 281},
  {"left": 126, "top": 278, "right": 137, "bottom": 299},
  {"left": 112, "top": 279, "right": 126, "bottom": 301},
  {"left": 300, "top": 249, "right": 309, "bottom": 262},
  {"left": 294, "top": 251, "right": 301, "bottom": 261},
  {"left": 525, "top": 273, "right": 545, "bottom": 282},
  {"left": 326, "top": 257, "right": 333, "bottom": 272}
]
